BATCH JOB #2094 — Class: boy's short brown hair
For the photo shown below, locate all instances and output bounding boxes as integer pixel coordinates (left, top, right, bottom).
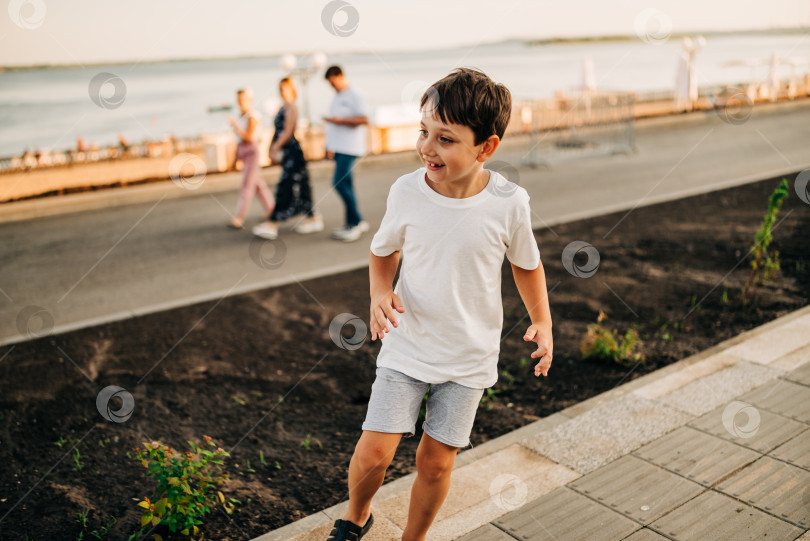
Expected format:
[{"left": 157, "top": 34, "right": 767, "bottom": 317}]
[{"left": 420, "top": 68, "right": 511, "bottom": 145}]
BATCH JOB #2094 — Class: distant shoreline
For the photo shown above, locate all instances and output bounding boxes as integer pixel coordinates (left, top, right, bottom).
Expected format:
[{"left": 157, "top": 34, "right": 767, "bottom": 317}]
[
  {"left": 2, "top": 27, "right": 808, "bottom": 72},
  {"left": 524, "top": 27, "right": 810, "bottom": 45}
]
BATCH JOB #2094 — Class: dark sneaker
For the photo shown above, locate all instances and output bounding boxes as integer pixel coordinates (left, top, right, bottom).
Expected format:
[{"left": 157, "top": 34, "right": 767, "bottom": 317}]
[{"left": 326, "top": 512, "right": 373, "bottom": 540}]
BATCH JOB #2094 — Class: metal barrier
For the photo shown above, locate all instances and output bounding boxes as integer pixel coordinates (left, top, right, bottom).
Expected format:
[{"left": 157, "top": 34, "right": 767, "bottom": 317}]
[
  {"left": 519, "top": 92, "right": 636, "bottom": 168},
  {"left": 0, "top": 137, "right": 203, "bottom": 175}
]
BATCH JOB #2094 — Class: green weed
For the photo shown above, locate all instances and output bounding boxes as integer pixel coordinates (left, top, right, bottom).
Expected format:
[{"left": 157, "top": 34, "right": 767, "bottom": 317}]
[
  {"left": 579, "top": 311, "right": 645, "bottom": 367},
  {"left": 742, "top": 178, "right": 789, "bottom": 305}
]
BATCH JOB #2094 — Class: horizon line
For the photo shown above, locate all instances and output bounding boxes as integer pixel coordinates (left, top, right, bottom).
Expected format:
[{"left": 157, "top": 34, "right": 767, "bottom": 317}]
[{"left": 2, "top": 25, "right": 808, "bottom": 72}]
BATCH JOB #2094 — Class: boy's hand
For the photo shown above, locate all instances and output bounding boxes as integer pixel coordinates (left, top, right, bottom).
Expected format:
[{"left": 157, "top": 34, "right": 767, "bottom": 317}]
[
  {"left": 370, "top": 289, "right": 405, "bottom": 341},
  {"left": 524, "top": 323, "right": 553, "bottom": 377}
]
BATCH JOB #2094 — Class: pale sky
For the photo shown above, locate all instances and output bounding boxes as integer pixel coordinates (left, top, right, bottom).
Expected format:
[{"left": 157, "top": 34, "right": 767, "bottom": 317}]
[{"left": 1, "top": 0, "right": 808, "bottom": 67}]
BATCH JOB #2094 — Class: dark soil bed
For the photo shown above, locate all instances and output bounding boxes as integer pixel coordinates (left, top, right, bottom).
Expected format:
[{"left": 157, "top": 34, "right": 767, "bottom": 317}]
[{"left": 1, "top": 174, "right": 808, "bottom": 540}]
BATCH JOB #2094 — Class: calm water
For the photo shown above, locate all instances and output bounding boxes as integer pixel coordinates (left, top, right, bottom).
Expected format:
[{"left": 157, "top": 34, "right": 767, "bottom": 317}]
[{"left": 1, "top": 33, "right": 808, "bottom": 157}]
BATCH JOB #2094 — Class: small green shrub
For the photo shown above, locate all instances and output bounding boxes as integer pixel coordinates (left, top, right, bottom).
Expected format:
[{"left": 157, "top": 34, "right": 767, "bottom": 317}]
[
  {"left": 579, "top": 311, "right": 645, "bottom": 366},
  {"left": 741, "top": 178, "right": 789, "bottom": 305},
  {"left": 129, "top": 435, "right": 232, "bottom": 540}
]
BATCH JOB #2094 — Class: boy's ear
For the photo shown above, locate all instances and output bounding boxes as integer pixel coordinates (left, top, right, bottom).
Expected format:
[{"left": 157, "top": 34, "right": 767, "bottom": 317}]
[{"left": 477, "top": 134, "right": 501, "bottom": 162}]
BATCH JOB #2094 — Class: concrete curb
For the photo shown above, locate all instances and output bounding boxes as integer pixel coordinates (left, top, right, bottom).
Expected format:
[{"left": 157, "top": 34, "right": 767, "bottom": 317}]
[{"left": 0, "top": 258, "right": 373, "bottom": 347}]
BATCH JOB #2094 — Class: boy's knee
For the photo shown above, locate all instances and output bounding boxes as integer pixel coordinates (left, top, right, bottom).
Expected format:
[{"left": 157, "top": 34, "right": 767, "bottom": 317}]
[
  {"left": 355, "top": 440, "right": 395, "bottom": 473},
  {"left": 415, "top": 449, "right": 454, "bottom": 482}
]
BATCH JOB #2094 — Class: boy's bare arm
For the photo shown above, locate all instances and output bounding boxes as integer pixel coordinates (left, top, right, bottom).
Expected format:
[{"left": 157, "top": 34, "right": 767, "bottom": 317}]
[
  {"left": 369, "top": 250, "right": 405, "bottom": 341},
  {"left": 511, "top": 260, "right": 553, "bottom": 377}
]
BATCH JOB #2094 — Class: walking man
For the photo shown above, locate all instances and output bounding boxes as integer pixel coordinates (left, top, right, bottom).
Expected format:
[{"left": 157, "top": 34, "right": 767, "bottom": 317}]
[{"left": 324, "top": 65, "right": 370, "bottom": 242}]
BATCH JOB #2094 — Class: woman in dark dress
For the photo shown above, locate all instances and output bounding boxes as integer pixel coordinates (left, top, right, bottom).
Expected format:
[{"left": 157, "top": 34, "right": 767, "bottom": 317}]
[{"left": 252, "top": 78, "right": 322, "bottom": 240}]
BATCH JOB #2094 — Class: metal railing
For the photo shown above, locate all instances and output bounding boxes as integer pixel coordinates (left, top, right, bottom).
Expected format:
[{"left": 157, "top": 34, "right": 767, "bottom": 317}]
[
  {"left": 517, "top": 91, "right": 636, "bottom": 168},
  {"left": 0, "top": 137, "right": 203, "bottom": 175}
]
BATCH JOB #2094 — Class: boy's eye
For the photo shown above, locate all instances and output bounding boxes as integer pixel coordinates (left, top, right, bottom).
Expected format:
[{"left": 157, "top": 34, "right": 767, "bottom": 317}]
[{"left": 417, "top": 129, "right": 453, "bottom": 143}]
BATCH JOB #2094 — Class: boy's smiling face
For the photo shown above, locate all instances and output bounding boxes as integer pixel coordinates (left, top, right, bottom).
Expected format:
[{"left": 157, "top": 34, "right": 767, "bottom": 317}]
[{"left": 417, "top": 109, "right": 499, "bottom": 197}]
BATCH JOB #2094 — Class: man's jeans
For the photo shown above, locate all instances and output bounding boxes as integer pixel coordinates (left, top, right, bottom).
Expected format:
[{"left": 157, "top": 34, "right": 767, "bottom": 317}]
[{"left": 333, "top": 152, "right": 362, "bottom": 227}]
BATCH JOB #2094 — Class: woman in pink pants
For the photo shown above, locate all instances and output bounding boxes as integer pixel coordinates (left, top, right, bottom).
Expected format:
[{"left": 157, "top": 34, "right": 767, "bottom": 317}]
[{"left": 227, "top": 88, "right": 274, "bottom": 228}]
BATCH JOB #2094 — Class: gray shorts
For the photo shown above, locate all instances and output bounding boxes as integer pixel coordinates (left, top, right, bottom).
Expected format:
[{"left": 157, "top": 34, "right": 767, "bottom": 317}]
[{"left": 362, "top": 366, "right": 485, "bottom": 448}]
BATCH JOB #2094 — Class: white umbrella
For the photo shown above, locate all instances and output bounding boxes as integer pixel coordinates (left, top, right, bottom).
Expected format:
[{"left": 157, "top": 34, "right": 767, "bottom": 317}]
[
  {"left": 582, "top": 57, "right": 596, "bottom": 92},
  {"left": 675, "top": 36, "right": 705, "bottom": 111},
  {"left": 675, "top": 50, "right": 691, "bottom": 111},
  {"left": 768, "top": 51, "right": 780, "bottom": 101},
  {"left": 689, "top": 36, "right": 706, "bottom": 103}
]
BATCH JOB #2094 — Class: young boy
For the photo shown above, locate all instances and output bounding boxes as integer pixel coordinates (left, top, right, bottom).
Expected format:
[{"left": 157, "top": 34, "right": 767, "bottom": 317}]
[{"left": 327, "top": 68, "right": 553, "bottom": 541}]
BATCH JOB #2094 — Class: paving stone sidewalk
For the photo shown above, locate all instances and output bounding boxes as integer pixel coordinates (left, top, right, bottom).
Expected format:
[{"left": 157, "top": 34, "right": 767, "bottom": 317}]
[{"left": 255, "top": 305, "right": 810, "bottom": 541}]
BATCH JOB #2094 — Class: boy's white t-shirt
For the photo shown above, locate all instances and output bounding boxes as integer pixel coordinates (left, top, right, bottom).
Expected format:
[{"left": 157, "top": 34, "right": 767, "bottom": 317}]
[{"left": 369, "top": 167, "right": 541, "bottom": 389}]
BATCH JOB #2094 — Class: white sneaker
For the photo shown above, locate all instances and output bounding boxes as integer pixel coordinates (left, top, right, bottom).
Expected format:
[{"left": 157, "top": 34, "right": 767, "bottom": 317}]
[
  {"left": 331, "top": 221, "right": 369, "bottom": 236},
  {"left": 331, "top": 220, "right": 368, "bottom": 235},
  {"left": 333, "top": 220, "right": 369, "bottom": 242},
  {"left": 294, "top": 216, "right": 324, "bottom": 234},
  {"left": 252, "top": 221, "right": 278, "bottom": 240}
]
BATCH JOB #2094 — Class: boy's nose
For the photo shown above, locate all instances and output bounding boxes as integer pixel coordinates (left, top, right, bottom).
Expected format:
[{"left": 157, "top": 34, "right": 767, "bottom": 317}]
[
  {"left": 420, "top": 148, "right": 438, "bottom": 161},
  {"left": 419, "top": 139, "right": 437, "bottom": 155}
]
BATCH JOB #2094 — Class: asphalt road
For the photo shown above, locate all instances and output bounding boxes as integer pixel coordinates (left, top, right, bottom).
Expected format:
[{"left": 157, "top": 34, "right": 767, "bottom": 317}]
[{"left": 2, "top": 100, "right": 809, "bottom": 346}]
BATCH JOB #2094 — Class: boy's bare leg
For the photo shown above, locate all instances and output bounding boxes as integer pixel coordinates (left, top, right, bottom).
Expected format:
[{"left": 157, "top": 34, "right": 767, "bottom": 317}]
[
  {"left": 402, "top": 433, "right": 459, "bottom": 541},
  {"left": 342, "top": 430, "right": 403, "bottom": 525}
]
